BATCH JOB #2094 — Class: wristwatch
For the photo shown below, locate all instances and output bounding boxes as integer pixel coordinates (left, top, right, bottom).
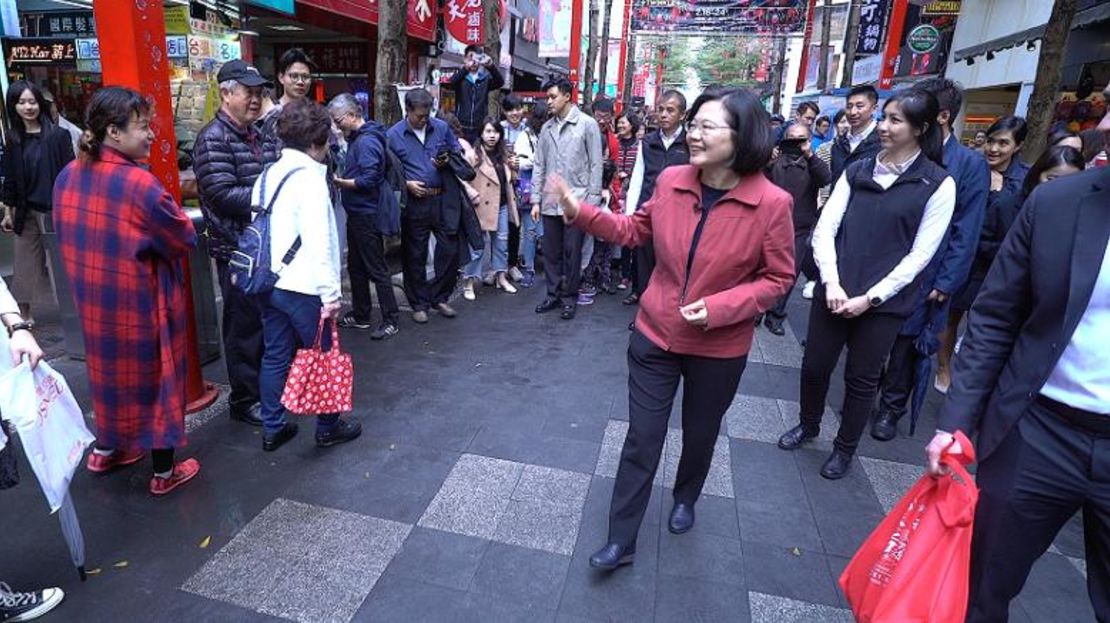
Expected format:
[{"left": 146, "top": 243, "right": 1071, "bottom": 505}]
[
  {"left": 869, "top": 296, "right": 882, "bottom": 308},
  {"left": 6, "top": 320, "right": 33, "bottom": 338}
]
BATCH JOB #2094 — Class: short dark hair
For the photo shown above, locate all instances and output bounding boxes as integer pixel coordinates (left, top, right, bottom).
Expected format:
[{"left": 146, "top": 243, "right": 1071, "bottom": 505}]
[
  {"left": 542, "top": 77, "right": 574, "bottom": 96},
  {"left": 1023, "top": 145, "right": 1085, "bottom": 197},
  {"left": 915, "top": 77, "right": 963, "bottom": 117},
  {"left": 986, "top": 115, "right": 1028, "bottom": 145},
  {"left": 80, "top": 86, "right": 150, "bottom": 158},
  {"left": 277, "top": 48, "right": 317, "bottom": 75},
  {"left": 687, "top": 87, "right": 773, "bottom": 176},
  {"left": 593, "top": 97, "right": 615, "bottom": 114},
  {"left": 464, "top": 44, "right": 485, "bottom": 57},
  {"left": 1048, "top": 128, "right": 1079, "bottom": 147},
  {"left": 797, "top": 101, "right": 820, "bottom": 117},
  {"left": 438, "top": 111, "right": 465, "bottom": 138},
  {"left": 833, "top": 109, "right": 847, "bottom": 124},
  {"left": 815, "top": 115, "right": 830, "bottom": 126},
  {"left": 528, "top": 101, "right": 549, "bottom": 134},
  {"left": 277, "top": 99, "right": 331, "bottom": 150},
  {"left": 617, "top": 112, "right": 642, "bottom": 136},
  {"left": 1079, "top": 127, "right": 1107, "bottom": 162},
  {"left": 847, "top": 85, "right": 879, "bottom": 105},
  {"left": 404, "top": 88, "right": 434, "bottom": 112},
  {"left": 883, "top": 89, "right": 944, "bottom": 165},
  {"left": 502, "top": 94, "right": 524, "bottom": 112},
  {"left": 659, "top": 89, "right": 687, "bottom": 111}
]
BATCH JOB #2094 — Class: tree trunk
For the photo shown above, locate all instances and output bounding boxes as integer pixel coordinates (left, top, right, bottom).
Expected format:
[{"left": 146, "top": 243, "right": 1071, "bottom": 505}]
[
  {"left": 1023, "top": 0, "right": 1077, "bottom": 164},
  {"left": 772, "top": 36, "right": 787, "bottom": 114},
  {"left": 373, "top": 0, "right": 407, "bottom": 126},
  {"left": 816, "top": 0, "right": 833, "bottom": 92},
  {"left": 484, "top": 0, "right": 504, "bottom": 120},
  {"left": 597, "top": 0, "right": 614, "bottom": 99},
  {"left": 622, "top": 33, "right": 637, "bottom": 109},
  {"left": 840, "top": 0, "right": 861, "bottom": 88},
  {"left": 582, "top": 0, "right": 600, "bottom": 109}
]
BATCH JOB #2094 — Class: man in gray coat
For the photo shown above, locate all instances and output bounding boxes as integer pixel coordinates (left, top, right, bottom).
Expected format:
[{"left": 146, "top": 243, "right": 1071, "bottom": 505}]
[{"left": 530, "top": 77, "right": 603, "bottom": 321}]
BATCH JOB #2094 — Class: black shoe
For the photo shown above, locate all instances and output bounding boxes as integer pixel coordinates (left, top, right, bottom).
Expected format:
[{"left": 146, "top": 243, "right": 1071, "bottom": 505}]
[
  {"left": 370, "top": 323, "right": 399, "bottom": 341},
  {"left": 337, "top": 312, "right": 371, "bottom": 330},
  {"left": 535, "top": 297, "right": 561, "bottom": 314},
  {"left": 560, "top": 304, "right": 577, "bottom": 320},
  {"left": 764, "top": 315, "right": 786, "bottom": 336},
  {"left": 870, "top": 411, "right": 899, "bottom": 442},
  {"left": 622, "top": 292, "right": 639, "bottom": 305},
  {"left": 588, "top": 542, "right": 636, "bottom": 571},
  {"left": 230, "top": 403, "right": 264, "bottom": 427},
  {"left": 262, "top": 422, "right": 299, "bottom": 452},
  {"left": 668, "top": 503, "right": 695, "bottom": 534},
  {"left": 820, "top": 451, "right": 854, "bottom": 480},
  {"left": 777, "top": 425, "right": 818, "bottom": 450},
  {"left": 316, "top": 418, "right": 362, "bottom": 448}
]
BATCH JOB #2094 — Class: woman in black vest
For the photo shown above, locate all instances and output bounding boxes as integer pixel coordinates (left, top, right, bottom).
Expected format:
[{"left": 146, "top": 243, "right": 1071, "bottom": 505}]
[{"left": 777, "top": 89, "right": 956, "bottom": 479}]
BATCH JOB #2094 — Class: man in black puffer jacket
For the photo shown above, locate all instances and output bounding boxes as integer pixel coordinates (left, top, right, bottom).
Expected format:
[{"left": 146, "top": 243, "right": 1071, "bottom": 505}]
[{"left": 193, "top": 59, "right": 281, "bottom": 427}]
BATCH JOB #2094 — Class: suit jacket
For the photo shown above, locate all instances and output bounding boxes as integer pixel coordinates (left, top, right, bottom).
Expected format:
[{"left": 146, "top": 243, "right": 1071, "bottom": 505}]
[{"left": 938, "top": 167, "right": 1110, "bottom": 462}]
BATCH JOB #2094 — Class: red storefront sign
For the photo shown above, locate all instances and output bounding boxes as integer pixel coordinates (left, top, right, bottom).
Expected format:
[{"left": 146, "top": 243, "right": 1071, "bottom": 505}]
[
  {"left": 407, "top": 0, "right": 436, "bottom": 41},
  {"left": 297, "top": 0, "right": 438, "bottom": 42},
  {"left": 445, "top": 0, "right": 485, "bottom": 45}
]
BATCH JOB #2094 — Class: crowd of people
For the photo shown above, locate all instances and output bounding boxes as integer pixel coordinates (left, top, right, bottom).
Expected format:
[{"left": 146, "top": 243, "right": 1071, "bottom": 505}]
[{"left": 1, "top": 42, "right": 1108, "bottom": 622}]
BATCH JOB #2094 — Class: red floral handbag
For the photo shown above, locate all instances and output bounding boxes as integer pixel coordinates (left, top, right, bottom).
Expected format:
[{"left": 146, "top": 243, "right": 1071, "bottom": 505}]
[{"left": 280, "top": 318, "right": 353, "bottom": 415}]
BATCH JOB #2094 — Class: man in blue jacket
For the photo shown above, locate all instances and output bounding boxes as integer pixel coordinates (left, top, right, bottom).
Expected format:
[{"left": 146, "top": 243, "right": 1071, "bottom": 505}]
[
  {"left": 449, "top": 44, "right": 505, "bottom": 145},
  {"left": 872, "top": 78, "right": 990, "bottom": 441},
  {"left": 328, "top": 93, "right": 400, "bottom": 340}
]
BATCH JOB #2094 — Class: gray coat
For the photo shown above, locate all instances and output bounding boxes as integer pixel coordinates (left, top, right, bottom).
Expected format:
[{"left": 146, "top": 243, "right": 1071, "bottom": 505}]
[{"left": 531, "top": 106, "right": 603, "bottom": 216}]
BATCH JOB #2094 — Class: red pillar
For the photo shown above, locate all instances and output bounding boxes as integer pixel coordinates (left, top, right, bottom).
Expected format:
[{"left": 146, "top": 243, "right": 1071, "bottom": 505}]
[
  {"left": 568, "top": 0, "right": 585, "bottom": 100},
  {"left": 796, "top": 0, "right": 818, "bottom": 93},
  {"left": 614, "top": 0, "right": 633, "bottom": 114},
  {"left": 93, "top": 0, "right": 219, "bottom": 413},
  {"left": 879, "top": 0, "right": 910, "bottom": 90},
  {"left": 654, "top": 45, "right": 666, "bottom": 105}
]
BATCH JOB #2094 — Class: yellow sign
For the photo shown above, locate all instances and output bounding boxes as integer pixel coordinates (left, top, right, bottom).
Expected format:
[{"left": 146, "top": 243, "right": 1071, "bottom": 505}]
[
  {"left": 164, "top": 6, "right": 190, "bottom": 35},
  {"left": 922, "top": 1, "right": 961, "bottom": 16}
]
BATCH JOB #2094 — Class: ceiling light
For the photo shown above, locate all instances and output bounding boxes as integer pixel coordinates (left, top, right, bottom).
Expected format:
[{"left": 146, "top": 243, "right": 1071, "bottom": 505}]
[
  {"left": 986, "top": 50, "right": 995, "bottom": 61},
  {"left": 267, "top": 24, "right": 305, "bottom": 32}
]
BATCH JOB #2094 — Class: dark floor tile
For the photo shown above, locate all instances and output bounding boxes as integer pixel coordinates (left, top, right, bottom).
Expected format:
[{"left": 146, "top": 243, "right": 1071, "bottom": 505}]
[
  {"left": 457, "top": 592, "right": 557, "bottom": 623},
  {"left": 354, "top": 573, "right": 471, "bottom": 622},
  {"left": 557, "top": 538, "right": 660, "bottom": 623},
  {"left": 793, "top": 448, "right": 885, "bottom": 557},
  {"left": 739, "top": 362, "right": 802, "bottom": 403},
  {"left": 466, "top": 426, "right": 600, "bottom": 474},
  {"left": 285, "top": 470, "right": 443, "bottom": 525},
  {"left": 679, "top": 494, "right": 740, "bottom": 541},
  {"left": 742, "top": 541, "right": 841, "bottom": 608},
  {"left": 386, "top": 527, "right": 490, "bottom": 591},
  {"left": 1014, "top": 552, "right": 1096, "bottom": 622},
  {"left": 654, "top": 575, "right": 752, "bottom": 623},
  {"left": 657, "top": 531, "right": 745, "bottom": 586},
  {"left": 730, "top": 440, "right": 823, "bottom": 550},
  {"left": 469, "top": 542, "right": 571, "bottom": 612},
  {"left": 1052, "top": 512, "right": 1086, "bottom": 559}
]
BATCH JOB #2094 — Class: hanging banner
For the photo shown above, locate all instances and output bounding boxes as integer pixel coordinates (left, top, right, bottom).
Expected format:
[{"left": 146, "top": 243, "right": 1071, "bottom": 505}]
[
  {"left": 855, "top": 0, "right": 890, "bottom": 56},
  {"left": 893, "top": 4, "right": 957, "bottom": 79},
  {"left": 630, "top": 0, "right": 807, "bottom": 34},
  {"left": 539, "top": 0, "right": 574, "bottom": 57},
  {"left": 408, "top": 0, "right": 436, "bottom": 42},
  {"left": 445, "top": 0, "right": 485, "bottom": 46}
]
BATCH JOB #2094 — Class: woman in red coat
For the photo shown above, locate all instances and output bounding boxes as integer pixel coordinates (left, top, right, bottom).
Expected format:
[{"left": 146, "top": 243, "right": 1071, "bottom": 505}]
[
  {"left": 52, "top": 87, "right": 201, "bottom": 496},
  {"left": 547, "top": 87, "right": 796, "bottom": 570}
]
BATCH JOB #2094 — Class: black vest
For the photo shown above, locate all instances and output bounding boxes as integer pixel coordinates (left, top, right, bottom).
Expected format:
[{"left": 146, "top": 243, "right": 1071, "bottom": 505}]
[
  {"left": 831, "top": 128, "right": 882, "bottom": 183},
  {"left": 835, "top": 155, "right": 949, "bottom": 317},
  {"left": 638, "top": 130, "right": 690, "bottom": 207}
]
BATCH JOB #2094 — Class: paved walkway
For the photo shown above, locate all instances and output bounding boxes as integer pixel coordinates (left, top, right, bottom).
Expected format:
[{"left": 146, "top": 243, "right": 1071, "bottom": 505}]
[{"left": 0, "top": 281, "right": 1094, "bottom": 622}]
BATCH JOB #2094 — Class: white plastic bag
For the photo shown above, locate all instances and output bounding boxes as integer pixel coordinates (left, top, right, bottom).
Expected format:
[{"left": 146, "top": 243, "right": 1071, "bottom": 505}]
[
  {"left": 0, "top": 361, "right": 95, "bottom": 512},
  {"left": 0, "top": 417, "right": 7, "bottom": 452}
]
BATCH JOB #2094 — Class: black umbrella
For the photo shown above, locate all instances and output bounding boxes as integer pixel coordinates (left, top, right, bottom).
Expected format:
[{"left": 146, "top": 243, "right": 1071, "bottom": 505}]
[{"left": 909, "top": 302, "right": 947, "bottom": 436}]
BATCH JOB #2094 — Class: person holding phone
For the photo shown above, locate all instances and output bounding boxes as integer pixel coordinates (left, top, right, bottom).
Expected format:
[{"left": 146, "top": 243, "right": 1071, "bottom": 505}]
[
  {"left": 450, "top": 44, "right": 505, "bottom": 145},
  {"left": 547, "top": 87, "right": 795, "bottom": 571}
]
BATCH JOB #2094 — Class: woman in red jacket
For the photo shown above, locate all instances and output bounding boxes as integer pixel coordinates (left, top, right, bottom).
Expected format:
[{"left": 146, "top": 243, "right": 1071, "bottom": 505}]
[{"left": 547, "top": 87, "right": 796, "bottom": 571}]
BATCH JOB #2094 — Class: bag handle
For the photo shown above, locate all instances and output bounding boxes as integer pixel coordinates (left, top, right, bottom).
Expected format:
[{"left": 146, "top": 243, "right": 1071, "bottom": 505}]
[{"left": 312, "top": 317, "right": 342, "bottom": 353}]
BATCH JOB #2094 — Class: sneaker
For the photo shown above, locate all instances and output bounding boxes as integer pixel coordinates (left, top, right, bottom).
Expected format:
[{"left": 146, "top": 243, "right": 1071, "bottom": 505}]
[
  {"left": 149, "top": 458, "right": 201, "bottom": 496},
  {"left": 802, "top": 281, "right": 816, "bottom": 300},
  {"left": 617, "top": 278, "right": 630, "bottom": 291},
  {"left": 0, "top": 583, "right": 65, "bottom": 622},
  {"left": 579, "top": 284, "right": 598, "bottom": 296},
  {"left": 337, "top": 312, "right": 371, "bottom": 330},
  {"left": 86, "top": 449, "right": 145, "bottom": 474},
  {"left": 520, "top": 270, "right": 536, "bottom": 288},
  {"left": 508, "top": 266, "right": 525, "bottom": 282},
  {"left": 412, "top": 310, "right": 429, "bottom": 324},
  {"left": 577, "top": 292, "right": 595, "bottom": 306},
  {"left": 370, "top": 324, "right": 399, "bottom": 341},
  {"left": 316, "top": 418, "right": 362, "bottom": 448}
]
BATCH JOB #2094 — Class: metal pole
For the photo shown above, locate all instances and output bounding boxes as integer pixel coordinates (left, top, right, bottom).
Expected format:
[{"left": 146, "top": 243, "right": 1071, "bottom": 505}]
[{"left": 615, "top": 0, "right": 634, "bottom": 113}]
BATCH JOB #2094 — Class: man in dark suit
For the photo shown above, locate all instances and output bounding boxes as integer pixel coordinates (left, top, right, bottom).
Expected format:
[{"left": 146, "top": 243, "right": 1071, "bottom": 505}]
[
  {"left": 829, "top": 85, "right": 882, "bottom": 183},
  {"left": 926, "top": 85, "right": 1110, "bottom": 621}
]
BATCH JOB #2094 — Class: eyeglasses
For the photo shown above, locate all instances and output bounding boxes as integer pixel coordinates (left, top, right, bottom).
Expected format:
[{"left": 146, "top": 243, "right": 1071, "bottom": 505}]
[
  {"left": 684, "top": 120, "right": 730, "bottom": 135},
  {"left": 285, "top": 72, "right": 312, "bottom": 84}
]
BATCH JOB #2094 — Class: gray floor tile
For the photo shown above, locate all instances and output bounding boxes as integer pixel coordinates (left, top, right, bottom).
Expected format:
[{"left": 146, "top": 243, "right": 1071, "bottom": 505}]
[
  {"left": 354, "top": 573, "right": 470, "bottom": 622},
  {"left": 753, "top": 322, "right": 804, "bottom": 368},
  {"left": 466, "top": 426, "right": 601, "bottom": 474},
  {"left": 1015, "top": 552, "right": 1096, "bottom": 622},
  {"left": 776, "top": 399, "right": 839, "bottom": 449},
  {"left": 513, "top": 464, "right": 592, "bottom": 511},
  {"left": 742, "top": 541, "right": 842, "bottom": 607},
  {"left": 858, "top": 456, "right": 925, "bottom": 513},
  {"left": 558, "top": 536, "right": 660, "bottom": 622},
  {"left": 385, "top": 527, "right": 490, "bottom": 591},
  {"left": 469, "top": 542, "right": 571, "bottom": 611},
  {"left": 684, "top": 493, "right": 741, "bottom": 540},
  {"left": 731, "top": 440, "right": 824, "bottom": 551},
  {"left": 654, "top": 576, "right": 752, "bottom": 622},
  {"left": 418, "top": 454, "right": 523, "bottom": 540},
  {"left": 658, "top": 531, "right": 745, "bottom": 586},
  {"left": 794, "top": 449, "right": 885, "bottom": 557},
  {"left": 595, "top": 419, "right": 733, "bottom": 499},
  {"left": 748, "top": 591, "right": 854, "bottom": 623},
  {"left": 493, "top": 498, "right": 584, "bottom": 556},
  {"left": 183, "top": 498, "right": 411, "bottom": 623},
  {"left": 726, "top": 394, "right": 784, "bottom": 444}
]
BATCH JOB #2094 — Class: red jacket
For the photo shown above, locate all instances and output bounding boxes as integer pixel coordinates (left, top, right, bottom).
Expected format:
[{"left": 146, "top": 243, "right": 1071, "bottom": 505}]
[{"left": 572, "top": 165, "right": 795, "bottom": 358}]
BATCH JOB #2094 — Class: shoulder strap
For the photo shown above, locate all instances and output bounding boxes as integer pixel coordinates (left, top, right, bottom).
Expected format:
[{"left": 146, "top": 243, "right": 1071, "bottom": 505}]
[{"left": 264, "top": 166, "right": 307, "bottom": 266}]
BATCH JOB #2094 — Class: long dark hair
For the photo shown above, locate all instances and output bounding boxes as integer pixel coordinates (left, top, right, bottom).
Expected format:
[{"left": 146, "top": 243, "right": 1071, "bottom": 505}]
[
  {"left": 1022, "top": 145, "right": 1085, "bottom": 197},
  {"left": 528, "top": 101, "right": 549, "bottom": 135},
  {"left": 5, "top": 80, "right": 54, "bottom": 143},
  {"left": 882, "top": 89, "right": 944, "bottom": 165},
  {"left": 477, "top": 117, "right": 505, "bottom": 167},
  {"left": 80, "top": 86, "right": 151, "bottom": 159}
]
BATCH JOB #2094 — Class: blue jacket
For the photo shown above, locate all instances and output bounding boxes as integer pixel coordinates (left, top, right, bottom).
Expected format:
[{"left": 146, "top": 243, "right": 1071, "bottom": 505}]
[
  {"left": 900, "top": 135, "right": 990, "bottom": 336},
  {"left": 450, "top": 66, "right": 505, "bottom": 131},
  {"left": 340, "top": 121, "right": 388, "bottom": 216},
  {"left": 386, "top": 117, "right": 461, "bottom": 190}
]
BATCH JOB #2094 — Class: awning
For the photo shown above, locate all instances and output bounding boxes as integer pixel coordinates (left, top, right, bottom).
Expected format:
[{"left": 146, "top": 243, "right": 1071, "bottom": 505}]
[{"left": 952, "top": 2, "right": 1110, "bottom": 63}]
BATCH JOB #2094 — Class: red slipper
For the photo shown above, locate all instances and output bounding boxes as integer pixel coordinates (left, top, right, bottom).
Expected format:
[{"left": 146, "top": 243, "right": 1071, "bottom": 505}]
[
  {"left": 86, "top": 449, "right": 145, "bottom": 474},
  {"left": 149, "top": 458, "right": 201, "bottom": 496}
]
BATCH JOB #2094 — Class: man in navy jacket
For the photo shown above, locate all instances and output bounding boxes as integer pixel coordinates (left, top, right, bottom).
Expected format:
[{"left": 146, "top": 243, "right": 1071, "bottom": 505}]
[{"left": 872, "top": 78, "right": 989, "bottom": 440}]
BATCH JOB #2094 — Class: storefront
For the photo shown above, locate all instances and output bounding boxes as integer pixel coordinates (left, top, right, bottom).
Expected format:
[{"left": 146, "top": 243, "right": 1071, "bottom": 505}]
[{"left": 3, "top": 6, "right": 100, "bottom": 123}]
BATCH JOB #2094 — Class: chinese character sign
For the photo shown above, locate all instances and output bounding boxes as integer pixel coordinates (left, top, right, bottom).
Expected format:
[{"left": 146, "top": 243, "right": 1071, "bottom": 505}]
[
  {"left": 630, "top": 0, "right": 807, "bottom": 34},
  {"left": 538, "top": 0, "right": 573, "bottom": 57},
  {"left": 446, "top": 0, "right": 484, "bottom": 45},
  {"left": 855, "top": 0, "right": 890, "bottom": 56}
]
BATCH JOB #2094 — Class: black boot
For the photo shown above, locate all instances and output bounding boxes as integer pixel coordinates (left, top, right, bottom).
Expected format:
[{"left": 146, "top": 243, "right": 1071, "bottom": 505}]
[{"left": 870, "top": 410, "right": 899, "bottom": 442}]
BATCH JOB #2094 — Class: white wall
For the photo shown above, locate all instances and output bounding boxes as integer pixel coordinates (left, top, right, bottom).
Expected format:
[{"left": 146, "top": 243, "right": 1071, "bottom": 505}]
[{"left": 945, "top": 0, "right": 1049, "bottom": 91}]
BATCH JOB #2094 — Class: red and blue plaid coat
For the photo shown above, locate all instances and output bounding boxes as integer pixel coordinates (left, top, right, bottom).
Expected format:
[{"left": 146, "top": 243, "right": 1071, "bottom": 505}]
[{"left": 53, "top": 148, "right": 197, "bottom": 450}]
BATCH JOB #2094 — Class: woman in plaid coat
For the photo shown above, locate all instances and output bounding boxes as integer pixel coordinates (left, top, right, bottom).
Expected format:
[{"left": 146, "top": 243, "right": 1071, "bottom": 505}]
[{"left": 52, "top": 87, "right": 201, "bottom": 496}]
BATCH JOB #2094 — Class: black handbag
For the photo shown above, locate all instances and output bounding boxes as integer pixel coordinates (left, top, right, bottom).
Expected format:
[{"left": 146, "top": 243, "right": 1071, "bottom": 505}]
[{"left": 0, "top": 421, "right": 19, "bottom": 490}]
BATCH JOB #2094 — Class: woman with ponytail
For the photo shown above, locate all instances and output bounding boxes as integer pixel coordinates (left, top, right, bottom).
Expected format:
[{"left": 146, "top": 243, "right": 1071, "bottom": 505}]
[{"left": 777, "top": 88, "right": 957, "bottom": 480}]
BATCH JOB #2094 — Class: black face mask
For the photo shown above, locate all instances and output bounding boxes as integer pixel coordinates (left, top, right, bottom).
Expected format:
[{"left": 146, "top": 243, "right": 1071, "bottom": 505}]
[{"left": 780, "top": 138, "right": 805, "bottom": 158}]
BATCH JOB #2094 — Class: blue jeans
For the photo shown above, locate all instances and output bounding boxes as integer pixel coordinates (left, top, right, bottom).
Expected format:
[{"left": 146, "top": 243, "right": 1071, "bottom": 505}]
[
  {"left": 520, "top": 207, "right": 543, "bottom": 271},
  {"left": 463, "top": 205, "right": 509, "bottom": 279},
  {"left": 259, "top": 288, "right": 340, "bottom": 436}
]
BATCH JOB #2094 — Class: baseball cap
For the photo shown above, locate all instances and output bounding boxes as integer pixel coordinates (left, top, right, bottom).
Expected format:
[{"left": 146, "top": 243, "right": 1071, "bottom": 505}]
[{"left": 216, "top": 59, "right": 272, "bottom": 88}]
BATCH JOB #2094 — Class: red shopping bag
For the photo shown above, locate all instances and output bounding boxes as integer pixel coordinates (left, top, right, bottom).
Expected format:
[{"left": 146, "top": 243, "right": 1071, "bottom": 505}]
[
  {"left": 280, "top": 318, "right": 353, "bottom": 415},
  {"left": 839, "top": 431, "right": 978, "bottom": 623}
]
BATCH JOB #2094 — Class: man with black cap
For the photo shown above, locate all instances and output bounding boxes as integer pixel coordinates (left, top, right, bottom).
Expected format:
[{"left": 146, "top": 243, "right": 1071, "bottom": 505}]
[{"left": 193, "top": 59, "right": 282, "bottom": 427}]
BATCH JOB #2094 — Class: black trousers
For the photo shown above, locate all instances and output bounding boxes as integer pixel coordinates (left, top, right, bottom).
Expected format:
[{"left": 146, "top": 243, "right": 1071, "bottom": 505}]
[
  {"left": 608, "top": 331, "right": 747, "bottom": 547},
  {"left": 633, "top": 243, "right": 656, "bottom": 295},
  {"left": 216, "top": 260, "right": 263, "bottom": 415},
  {"left": 798, "top": 300, "right": 903, "bottom": 455},
  {"left": 541, "top": 214, "right": 585, "bottom": 304},
  {"left": 768, "top": 227, "right": 814, "bottom": 319},
  {"left": 401, "top": 197, "right": 460, "bottom": 311},
  {"left": 618, "top": 246, "right": 635, "bottom": 281},
  {"left": 347, "top": 214, "right": 399, "bottom": 325},
  {"left": 967, "top": 400, "right": 1110, "bottom": 622},
  {"left": 876, "top": 334, "right": 916, "bottom": 418},
  {"left": 507, "top": 219, "right": 521, "bottom": 268}
]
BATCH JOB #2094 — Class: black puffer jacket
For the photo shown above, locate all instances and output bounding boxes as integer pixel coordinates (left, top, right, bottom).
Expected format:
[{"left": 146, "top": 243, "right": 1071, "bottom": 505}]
[{"left": 193, "top": 110, "right": 281, "bottom": 261}]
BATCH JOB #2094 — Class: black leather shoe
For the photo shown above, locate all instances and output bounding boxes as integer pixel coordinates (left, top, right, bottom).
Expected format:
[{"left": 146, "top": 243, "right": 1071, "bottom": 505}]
[
  {"left": 870, "top": 411, "right": 899, "bottom": 442},
  {"left": 535, "top": 297, "right": 561, "bottom": 314},
  {"left": 316, "top": 418, "right": 362, "bottom": 448},
  {"left": 668, "top": 503, "right": 695, "bottom": 534},
  {"left": 777, "top": 425, "right": 818, "bottom": 450},
  {"left": 764, "top": 315, "right": 786, "bottom": 336},
  {"left": 560, "top": 304, "right": 577, "bottom": 320},
  {"left": 589, "top": 542, "right": 635, "bottom": 571},
  {"left": 262, "top": 422, "right": 298, "bottom": 452},
  {"left": 820, "top": 451, "right": 854, "bottom": 480},
  {"left": 230, "top": 403, "right": 264, "bottom": 427}
]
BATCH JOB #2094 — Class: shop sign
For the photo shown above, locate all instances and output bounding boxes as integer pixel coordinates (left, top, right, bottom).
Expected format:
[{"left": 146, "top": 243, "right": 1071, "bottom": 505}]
[
  {"left": 921, "top": 1, "right": 961, "bottom": 16},
  {"left": 189, "top": 18, "right": 233, "bottom": 38},
  {"left": 7, "top": 39, "right": 76, "bottom": 63},
  {"left": 855, "top": 0, "right": 890, "bottom": 56},
  {"left": 445, "top": 0, "right": 485, "bottom": 45},
  {"left": 852, "top": 53, "right": 883, "bottom": 85},
  {"left": 538, "top": 0, "right": 571, "bottom": 57},
  {"left": 164, "top": 6, "right": 190, "bottom": 35},
  {"left": 246, "top": 0, "right": 295, "bottom": 14},
  {"left": 76, "top": 36, "right": 188, "bottom": 61},
  {"left": 188, "top": 35, "right": 241, "bottom": 72},
  {"left": 408, "top": 0, "right": 436, "bottom": 42},
  {"left": 907, "top": 24, "right": 940, "bottom": 54},
  {"left": 19, "top": 11, "right": 96, "bottom": 38}
]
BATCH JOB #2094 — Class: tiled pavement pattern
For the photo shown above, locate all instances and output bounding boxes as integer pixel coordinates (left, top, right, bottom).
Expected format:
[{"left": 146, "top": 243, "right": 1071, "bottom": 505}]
[{"left": 0, "top": 282, "right": 1094, "bottom": 622}]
